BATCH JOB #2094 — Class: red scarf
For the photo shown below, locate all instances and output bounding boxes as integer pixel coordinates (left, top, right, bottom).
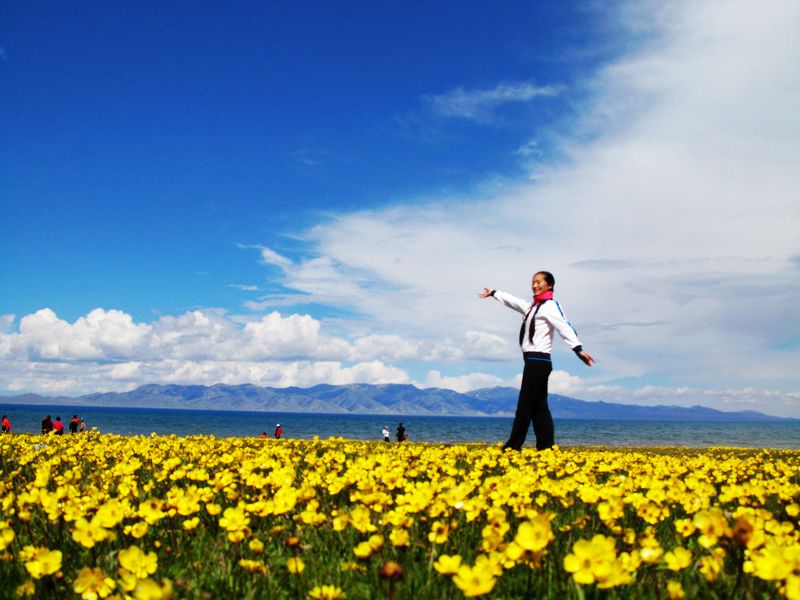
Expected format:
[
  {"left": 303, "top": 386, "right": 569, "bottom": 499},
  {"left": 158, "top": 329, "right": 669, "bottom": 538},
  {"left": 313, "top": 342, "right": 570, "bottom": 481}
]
[{"left": 534, "top": 290, "right": 554, "bottom": 304}]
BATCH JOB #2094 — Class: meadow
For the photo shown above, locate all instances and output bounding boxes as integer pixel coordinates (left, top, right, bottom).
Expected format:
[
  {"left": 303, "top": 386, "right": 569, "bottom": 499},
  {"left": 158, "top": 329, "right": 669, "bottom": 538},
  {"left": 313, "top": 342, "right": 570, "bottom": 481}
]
[{"left": 1, "top": 433, "right": 799, "bottom": 599}]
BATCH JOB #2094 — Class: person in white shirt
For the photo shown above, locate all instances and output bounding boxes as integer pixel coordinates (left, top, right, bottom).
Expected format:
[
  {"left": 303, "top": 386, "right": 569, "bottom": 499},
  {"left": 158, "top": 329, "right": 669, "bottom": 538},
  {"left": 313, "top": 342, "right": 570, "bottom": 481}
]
[
  {"left": 382, "top": 426, "right": 390, "bottom": 442},
  {"left": 480, "top": 271, "right": 594, "bottom": 450}
]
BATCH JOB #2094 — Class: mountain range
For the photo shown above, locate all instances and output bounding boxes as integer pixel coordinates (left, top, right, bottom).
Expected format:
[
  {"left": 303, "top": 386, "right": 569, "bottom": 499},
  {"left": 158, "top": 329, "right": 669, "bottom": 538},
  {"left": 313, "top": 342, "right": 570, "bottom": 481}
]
[{"left": 0, "top": 383, "right": 788, "bottom": 422}]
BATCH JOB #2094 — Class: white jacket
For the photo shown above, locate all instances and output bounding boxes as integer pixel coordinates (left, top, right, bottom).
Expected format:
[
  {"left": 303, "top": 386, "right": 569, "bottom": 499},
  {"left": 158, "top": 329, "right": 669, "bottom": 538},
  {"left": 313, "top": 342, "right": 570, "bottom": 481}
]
[{"left": 493, "top": 290, "right": 583, "bottom": 354}]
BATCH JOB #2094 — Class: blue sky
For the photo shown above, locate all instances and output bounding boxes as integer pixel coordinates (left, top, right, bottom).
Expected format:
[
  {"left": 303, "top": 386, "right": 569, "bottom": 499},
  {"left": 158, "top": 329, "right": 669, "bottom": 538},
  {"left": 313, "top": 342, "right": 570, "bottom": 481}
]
[
  {"left": 2, "top": 1, "right": 799, "bottom": 416},
  {"left": 3, "top": 2, "right": 617, "bottom": 321}
]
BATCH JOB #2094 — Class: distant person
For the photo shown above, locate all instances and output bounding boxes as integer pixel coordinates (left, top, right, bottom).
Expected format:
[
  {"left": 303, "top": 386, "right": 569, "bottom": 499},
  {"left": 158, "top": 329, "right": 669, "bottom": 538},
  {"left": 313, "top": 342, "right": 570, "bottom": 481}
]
[
  {"left": 69, "top": 415, "right": 80, "bottom": 434},
  {"left": 396, "top": 423, "right": 407, "bottom": 442},
  {"left": 258, "top": 432, "right": 268, "bottom": 439},
  {"left": 1, "top": 415, "right": 11, "bottom": 433},
  {"left": 41, "top": 415, "right": 54, "bottom": 435},
  {"left": 480, "top": 271, "right": 594, "bottom": 451},
  {"left": 382, "top": 426, "right": 390, "bottom": 442},
  {"left": 78, "top": 419, "right": 87, "bottom": 433},
  {"left": 53, "top": 416, "right": 64, "bottom": 435},
  {"left": 275, "top": 424, "right": 282, "bottom": 439}
]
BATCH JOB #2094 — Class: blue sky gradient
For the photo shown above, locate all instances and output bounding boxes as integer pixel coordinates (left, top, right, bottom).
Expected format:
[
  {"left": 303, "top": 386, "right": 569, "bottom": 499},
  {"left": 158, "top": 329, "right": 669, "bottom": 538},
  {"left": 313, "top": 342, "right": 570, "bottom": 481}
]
[{"left": 3, "top": 2, "right": 621, "bottom": 320}]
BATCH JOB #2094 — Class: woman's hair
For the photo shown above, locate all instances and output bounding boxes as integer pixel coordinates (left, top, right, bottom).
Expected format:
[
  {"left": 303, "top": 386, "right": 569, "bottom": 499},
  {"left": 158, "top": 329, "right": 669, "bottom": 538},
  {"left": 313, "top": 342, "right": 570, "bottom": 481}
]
[{"left": 536, "top": 271, "right": 555, "bottom": 290}]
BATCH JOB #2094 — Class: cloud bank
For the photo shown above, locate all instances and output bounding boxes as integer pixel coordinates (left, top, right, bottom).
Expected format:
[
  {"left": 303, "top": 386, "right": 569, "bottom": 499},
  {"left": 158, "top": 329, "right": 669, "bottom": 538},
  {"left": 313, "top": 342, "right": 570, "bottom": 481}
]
[{"left": 1, "top": 306, "right": 797, "bottom": 416}]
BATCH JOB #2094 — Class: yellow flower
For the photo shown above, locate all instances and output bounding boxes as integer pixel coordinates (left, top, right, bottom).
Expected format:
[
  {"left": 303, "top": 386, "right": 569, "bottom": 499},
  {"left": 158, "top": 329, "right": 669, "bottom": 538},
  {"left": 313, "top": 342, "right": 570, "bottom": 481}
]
[
  {"left": 673, "top": 518, "right": 696, "bottom": 537},
  {"left": 597, "top": 498, "right": 624, "bottom": 522},
  {"left": 563, "top": 535, "right": 631, "bottom": 588},
  {"left": 124, "top": 521, "right": 149, "bottom": 539},
  {"left": 182, "top": 517, "right": 200, "bottom": 531},
  {"left": 94, "top": 499, "right": 126, "bottom": 529},
  {"left": 433, "top": 554, "right": 462, "bottom": 575},
  {"left": 272, "top": 486, "right": 298, "bottom": 515},
  {"left": 474, "top": 553, "right": 503, "bottom": 578},
  {"left": 249, "top": 538, "right": 265, "bottom": 554},
  {"left": 339, "top": 561, "right": 366, "bottom": 573},
  {"left": 563, "top": 535, "right": 615, "bottom": 585},
  {"left": 693, "top": 508, "right": 730, "bottom": 548},
  {"left": 332, "top": 512, "right": 349, "bottom": 531},
  {"left": 137, "top": 500, "right": 167, "bottom": 526},
  {"left": 119, "top": 569, "right": 139, "bottom": 592},
  {"left": 23, "top": 546, "right": 62, "bottom": 579},
  {"left": 787, "top": 504, "right": 800, "bottom": 518},
  {"left": 698, "top": 552, "right": 723, "bottom": 582},
  {"left": 428, "top": 520, "right": 449, "bottom": 544},
  {"left": 133, "top": 577, "right": 173, "bottom": 600},
  {"left": 73, "top": 567, "right": 117, "bottom": 600},
  {"left": 353, "top": 541, "right": 373, "bottom": 559},
  {"left": 639, "top": 545, "right": 664, "bottom": 564},
  {"left": 786, "top": 575, "right": 800, "bottom": 600},
  {"left": 452, "top": 565, "right": 496, "bottom": 597},
  {"left": 514, "top": 514, "right": 553, "bottom": 552},
  {"left": 389, "top": 528, "right": 409, "bottom": 547},
  {"left": 16, "top": 580, "right": 36, "bottom": 597},
  {"left": 118, "top": 545, "right": 158, "bottom": 579},
  {"left": 287, "top": 557, "right": 305, "bottom": 574},
  {"left": 219, "top": 506, "right": 250, "bottom": 532},
  {"left": 749, "top": 542, "right": 795, "bottom": 581},
  {"left": 239, "top": 559, "right": 270, "bottom": 575},
  {"left": 664, "top": 546, "right": 693, "bottom": 571},
  {"left": 0, "top": 525, "right": 15, "bottom": 551},
  {"left": 667, "top": 580, "right": 685, "bottom": 599},
  {"left": 73, "top": 517, "right": 110, "bottom": 548},
  {"left": 367, "top": 534, "right": 384, "bottom": 552},
  {"left": 307, "top": 585, "right": 346, "bottom": 599},
  {"left": 349, "top": 505, "right": 376, "bottom": 534},
  {"left": 219, "top": 505, "right": 251, "bottom": 542},
  {"left": 205, "top": 503, "right": 222, "bottom": 516}
]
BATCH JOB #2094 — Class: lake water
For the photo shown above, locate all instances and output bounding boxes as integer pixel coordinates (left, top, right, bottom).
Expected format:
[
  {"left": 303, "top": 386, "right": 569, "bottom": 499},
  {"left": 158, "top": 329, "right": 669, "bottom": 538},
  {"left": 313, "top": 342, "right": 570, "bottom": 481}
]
[{"left": 2, "top": 403, "right": 800, "bottom": 449}]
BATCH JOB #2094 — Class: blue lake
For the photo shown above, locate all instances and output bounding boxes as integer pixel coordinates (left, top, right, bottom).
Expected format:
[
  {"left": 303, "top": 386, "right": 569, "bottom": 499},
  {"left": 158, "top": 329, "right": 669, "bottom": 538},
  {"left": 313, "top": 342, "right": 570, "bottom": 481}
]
[{"left": 2, "top": 403, "right": 799, "bottom": 449}]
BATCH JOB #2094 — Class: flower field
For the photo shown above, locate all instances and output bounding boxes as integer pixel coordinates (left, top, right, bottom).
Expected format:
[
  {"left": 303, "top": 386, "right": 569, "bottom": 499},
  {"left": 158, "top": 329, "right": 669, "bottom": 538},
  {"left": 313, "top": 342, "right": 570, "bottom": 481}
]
[{"left": 1, "top": 433, "right": 799, "bottom": 599}]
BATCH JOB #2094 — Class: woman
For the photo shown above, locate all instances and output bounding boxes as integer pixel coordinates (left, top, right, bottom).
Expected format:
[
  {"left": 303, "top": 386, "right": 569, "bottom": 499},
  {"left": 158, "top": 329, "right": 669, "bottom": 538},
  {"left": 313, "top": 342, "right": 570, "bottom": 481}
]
[{"left": 480, "top": 271, "right": 594, "bottom": 450}]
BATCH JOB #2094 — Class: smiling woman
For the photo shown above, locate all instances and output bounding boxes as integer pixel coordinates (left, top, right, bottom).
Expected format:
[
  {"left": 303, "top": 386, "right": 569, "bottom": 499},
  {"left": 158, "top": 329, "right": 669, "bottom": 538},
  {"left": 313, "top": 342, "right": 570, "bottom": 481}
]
[{"left": 480, "top": 271, "right": 594, "bottom": 451}]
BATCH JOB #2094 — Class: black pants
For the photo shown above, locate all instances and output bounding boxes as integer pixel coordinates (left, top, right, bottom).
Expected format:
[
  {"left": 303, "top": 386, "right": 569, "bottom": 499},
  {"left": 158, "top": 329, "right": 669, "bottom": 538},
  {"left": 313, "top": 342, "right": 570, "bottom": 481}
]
[{"left": 504, "top": 357, "right": 553, "bottom": 450}]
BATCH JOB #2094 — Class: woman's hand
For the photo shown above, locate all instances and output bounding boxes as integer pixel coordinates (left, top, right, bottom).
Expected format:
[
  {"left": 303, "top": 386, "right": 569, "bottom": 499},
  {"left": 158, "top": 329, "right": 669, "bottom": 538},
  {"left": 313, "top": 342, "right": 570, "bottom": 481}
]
[
  {"left": 578, "top": 351, "right": 595, "bottom": 366},
  {"left": 479, "top": 288, "right": 494, "bottom": 298}
]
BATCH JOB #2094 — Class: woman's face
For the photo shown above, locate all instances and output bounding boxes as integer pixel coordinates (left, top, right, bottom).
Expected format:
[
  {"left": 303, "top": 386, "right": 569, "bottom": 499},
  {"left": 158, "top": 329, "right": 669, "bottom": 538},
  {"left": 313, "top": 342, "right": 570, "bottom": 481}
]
[{"left": 532, "top": 272, "right": 552, "bottom": 296}]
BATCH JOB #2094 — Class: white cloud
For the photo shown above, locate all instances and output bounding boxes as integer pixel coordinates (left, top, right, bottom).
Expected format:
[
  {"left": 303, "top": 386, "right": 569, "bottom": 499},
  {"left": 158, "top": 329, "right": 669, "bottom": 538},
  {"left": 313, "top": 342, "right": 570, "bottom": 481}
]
[
  {"left": 548, "top": 370, "right": 588, "bottom": 396},
  {"left": 0, "top": 314, "right": 14, "bottom": 333},
  {"left": 426, "top": 82, "right": 561, "bottom": 122},
  {"left": 229, "top": 284, "right": 259, "bottom": 291},
  {"left": 0, "top": 356, "right": 411, "bottom": 396},
  {"left": 13, "top": 308, "right": 151, "bottom": 361},
  {"left": 259, "top": 246, "right": 294, "bottom": 271},
  {"left": 2, "top": 304, "right": 798, "bottom": 416},
  {"left": 421, "top": 370, "right": 506, "bottom": 394}
]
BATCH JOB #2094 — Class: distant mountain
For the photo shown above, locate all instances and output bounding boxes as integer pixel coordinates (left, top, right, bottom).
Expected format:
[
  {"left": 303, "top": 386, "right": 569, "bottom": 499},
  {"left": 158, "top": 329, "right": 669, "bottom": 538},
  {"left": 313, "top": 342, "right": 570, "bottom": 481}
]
[{"left": 0, "top": 383, "right": 789, "bottom": 422}]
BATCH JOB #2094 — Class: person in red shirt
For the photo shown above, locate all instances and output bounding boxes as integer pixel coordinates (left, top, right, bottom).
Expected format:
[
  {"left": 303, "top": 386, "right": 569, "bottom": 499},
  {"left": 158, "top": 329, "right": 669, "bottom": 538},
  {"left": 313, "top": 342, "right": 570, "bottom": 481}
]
[
  {"left": 1, "top": 415, "right": 10, "bottom": 433},
  {"left": 53, "top": 416, "right": 65, "bottom": 435},
  {"left": 275, "top": 424, "right": 282, "bottom": 439}
]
